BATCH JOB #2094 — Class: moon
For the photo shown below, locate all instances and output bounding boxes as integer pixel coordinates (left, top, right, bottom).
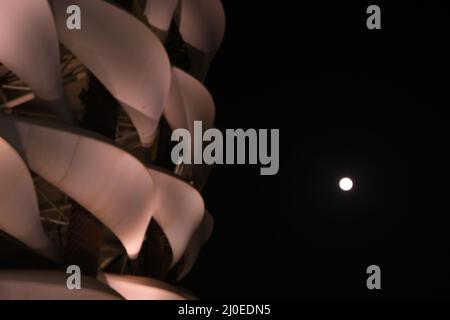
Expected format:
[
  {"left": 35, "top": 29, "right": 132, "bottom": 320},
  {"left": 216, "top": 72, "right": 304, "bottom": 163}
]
[{"left": 339, "top": 177, "right": 353, "bottom": 191}]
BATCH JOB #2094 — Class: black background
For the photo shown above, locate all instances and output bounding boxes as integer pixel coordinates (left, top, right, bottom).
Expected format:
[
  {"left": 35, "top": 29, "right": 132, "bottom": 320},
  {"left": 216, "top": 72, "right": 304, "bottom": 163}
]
[{"left": 181, "top": 1, "right": 450, "bottom": 299}]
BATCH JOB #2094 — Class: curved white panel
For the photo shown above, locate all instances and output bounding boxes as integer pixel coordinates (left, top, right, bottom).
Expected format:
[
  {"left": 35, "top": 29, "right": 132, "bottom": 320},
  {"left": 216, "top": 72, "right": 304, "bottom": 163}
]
[
  {"left": 0, "top": 271, "right": 122, "bottom": 300},
  {"left": 178, "top": 210, "right": 214, "bottom": 280},
  {"left": 159, "top": 67, "right": 214, "bottom": 267},
  {"left": 144, "top": 0, "right": 178, "bottom": 41},
  {"left": 164, "top": 67, "right": 215, "bottom": 135},
  {"left": 164, "top": 67, "right": 215, "bottom": 167},
  {"left": 149, "top": 168, "right": 204, "bottom": 267},
  {"left": 0, "top": 116, "right": 156, "bottom": 258},
  {"left": 51, "top": 0, "right": 171, "bottom": 146},
  {"left": 101, "top": 273, "right": 193, "bottom": 300},
  {"left": 178, "top": 0, "right": 226, "bottom": 54},
  {"left": 120, "top": 103, "right": 159, "bottom": 148},
  {"left": 0, "top": 0, "right": 72, "bottom": 123},
  {"left": 0, "top": 137, "right": 56, "bottom": 260},
  {"left": 176, "top": 0, "right": 225, "bottom": 80}
]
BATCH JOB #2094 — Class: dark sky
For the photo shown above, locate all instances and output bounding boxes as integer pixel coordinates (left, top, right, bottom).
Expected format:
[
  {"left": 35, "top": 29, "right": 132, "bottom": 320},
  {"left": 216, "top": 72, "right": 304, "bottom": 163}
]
[{"left": 181, "top": 1, "right": 450, "bottom": 299}]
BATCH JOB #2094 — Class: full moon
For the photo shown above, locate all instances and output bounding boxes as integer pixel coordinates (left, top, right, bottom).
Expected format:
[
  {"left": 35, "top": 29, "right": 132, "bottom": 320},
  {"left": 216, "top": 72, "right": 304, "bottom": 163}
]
[{"left": 339, "top": 177, "right": 353, "bottom": 191}]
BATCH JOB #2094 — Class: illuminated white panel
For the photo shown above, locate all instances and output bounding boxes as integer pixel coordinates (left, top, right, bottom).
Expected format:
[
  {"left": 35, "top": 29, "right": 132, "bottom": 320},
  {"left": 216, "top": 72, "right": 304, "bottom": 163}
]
[
  {"left": 164, "top": 67, "right": 215, "bottom": 136},
  {"left": 158, "top": 67, "right": 214, "bottom": 270},
  {"left": 177, "top": 0, "right": 225, "bottom": 53},
  {"left": 176, "top": 0, "right": 226, "bottom": 80},
  {"left": 0, "top": 116, "right": 156, "bottom": 258},
  {"left": 163, "top": 67, "right": 215, "bottom": 169},
  {"left": 0, "top": 271, "right": 122, "bottom": 300},
  {"left": 0, "top": 137, "right": 56, "bottom": 260},
  {"left": 178, "top": 210, "right": 214, "bottom": 279},
  {"left": 144, "top": 0, "right": 178, "bottom": 41},
  {"left": 51, "top": 0, "right": 171, "bottom": 146},
  {"left": 0, "top": 0, "right": 72, "bottom": 122},
  {"left": 120, "top": 103, "right": 159, "bottom": 147},
  {"left": 101, "top": 273, "right": 193, "bottom": 300},
  {"left": 149, "top": 168, "right": 204, "bottom": 267}
]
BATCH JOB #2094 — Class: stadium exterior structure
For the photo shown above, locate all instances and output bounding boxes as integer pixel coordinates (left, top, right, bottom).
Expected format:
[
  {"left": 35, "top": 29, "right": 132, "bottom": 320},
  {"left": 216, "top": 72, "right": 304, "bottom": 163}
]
[{"left": 0, "top": 0, "right": 225, "bottom": 299}]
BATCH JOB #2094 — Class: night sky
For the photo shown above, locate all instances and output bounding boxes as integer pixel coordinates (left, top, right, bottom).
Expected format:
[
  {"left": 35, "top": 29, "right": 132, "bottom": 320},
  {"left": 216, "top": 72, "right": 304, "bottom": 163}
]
[{"left": 181, "top": 1, "right": 450, "bottom": 299}]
